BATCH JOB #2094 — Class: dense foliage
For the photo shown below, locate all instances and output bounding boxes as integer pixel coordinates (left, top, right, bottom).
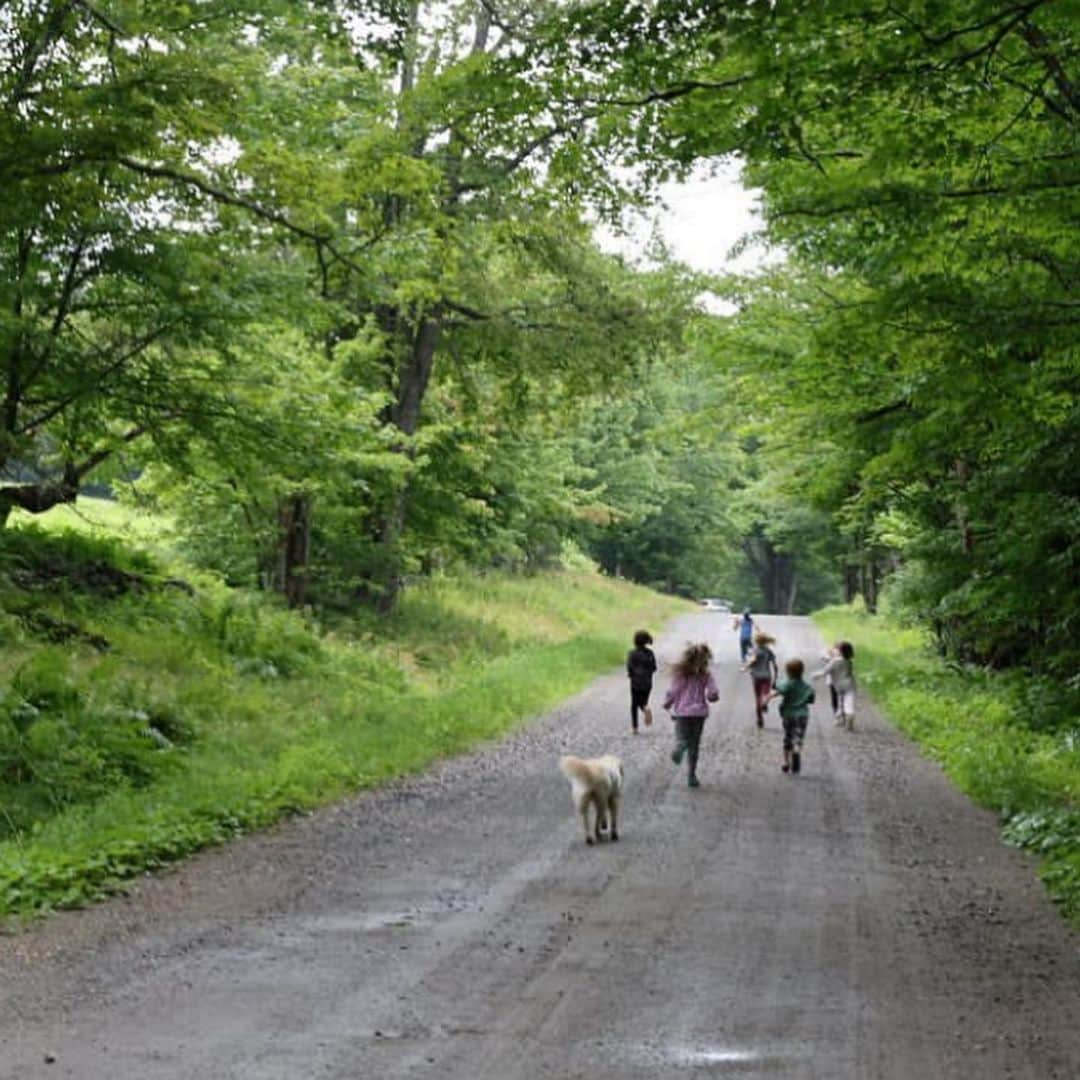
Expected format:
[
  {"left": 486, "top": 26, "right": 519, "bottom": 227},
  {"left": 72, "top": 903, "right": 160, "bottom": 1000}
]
[
  {"left": 8, "top": 2, "right": 1077, "bottom": 651},
  {"left": 4, "top": 0, "right": 829, "bottom": 612},
  {"left": 598, "top": 0, "right": 1080, "bottom": 673}
]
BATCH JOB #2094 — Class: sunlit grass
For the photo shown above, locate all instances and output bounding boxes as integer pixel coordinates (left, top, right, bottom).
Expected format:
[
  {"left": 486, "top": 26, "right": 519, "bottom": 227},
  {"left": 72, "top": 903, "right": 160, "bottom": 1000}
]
[{"left": 10, "top": 496, "right": 176, "bottom": 554}]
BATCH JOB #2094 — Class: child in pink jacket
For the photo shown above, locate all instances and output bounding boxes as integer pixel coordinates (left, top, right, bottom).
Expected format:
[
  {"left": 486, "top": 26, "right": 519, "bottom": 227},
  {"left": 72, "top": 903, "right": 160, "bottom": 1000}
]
[{"left": 663, "top": 642, "right": 720, "bottom": 788}]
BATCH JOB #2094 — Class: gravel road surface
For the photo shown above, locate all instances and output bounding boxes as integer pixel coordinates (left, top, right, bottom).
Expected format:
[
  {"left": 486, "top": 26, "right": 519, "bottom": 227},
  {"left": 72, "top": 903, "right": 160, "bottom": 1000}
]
[{"left": 2, "top": 614, "right": 1079, "bottom": 1079}]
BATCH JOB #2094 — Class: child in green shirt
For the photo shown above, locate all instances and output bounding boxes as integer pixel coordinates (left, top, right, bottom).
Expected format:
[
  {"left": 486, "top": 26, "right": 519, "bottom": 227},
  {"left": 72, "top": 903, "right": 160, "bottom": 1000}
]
[{"left": 769, "top": 658, "right": 816, "bottom": 775}]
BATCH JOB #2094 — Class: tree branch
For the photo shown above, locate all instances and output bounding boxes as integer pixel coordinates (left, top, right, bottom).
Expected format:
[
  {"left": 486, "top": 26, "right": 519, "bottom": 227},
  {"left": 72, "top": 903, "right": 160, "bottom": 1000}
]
[
  {"left": 576, "top": 76, "right": 751, "bottom": 109},
  {"left": 17, "top": 322, "right": 179, "bottom": 435},
  {"left": 856, "top": 399, "right": 911, "bottom": 425},
  {"left": 1017, "top": 19, "right": 1080, "bottom": 120},
  {"left": 453, "top": 122, "right": 581, "bottom": 194},
  {"left": 0, "top": 424, "right": 156, "bottom": 517},
  {"left": 7, "top": 1, "right": 79, "bottom": 107}
]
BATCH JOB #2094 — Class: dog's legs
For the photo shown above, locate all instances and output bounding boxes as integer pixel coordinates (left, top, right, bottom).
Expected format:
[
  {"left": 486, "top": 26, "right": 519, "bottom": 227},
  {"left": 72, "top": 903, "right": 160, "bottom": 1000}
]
[
  {"left": 608, "top": 795, "right": 619, "bottom": 842},
  {"left": 592, "top": 793, "right": 605, "bottom": 844},
  {"left": 578, "top": 796, "right": 595, "bottom": 845}
]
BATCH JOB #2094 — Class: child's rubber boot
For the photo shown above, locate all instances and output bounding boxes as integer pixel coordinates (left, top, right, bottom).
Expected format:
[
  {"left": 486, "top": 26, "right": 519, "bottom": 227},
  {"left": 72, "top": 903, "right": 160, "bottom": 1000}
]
[
  {"left": 791, "top": 750, "right": 801, "bottom": 774},
  {"left": 687, "top": 774, "right": 700, "bottom": 788}
]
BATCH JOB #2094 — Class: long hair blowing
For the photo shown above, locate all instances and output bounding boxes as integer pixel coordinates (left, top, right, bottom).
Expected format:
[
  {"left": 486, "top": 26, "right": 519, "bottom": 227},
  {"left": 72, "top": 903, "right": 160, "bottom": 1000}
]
[{"left": 674, "top": 642, "right": 712, "bottom": 678}]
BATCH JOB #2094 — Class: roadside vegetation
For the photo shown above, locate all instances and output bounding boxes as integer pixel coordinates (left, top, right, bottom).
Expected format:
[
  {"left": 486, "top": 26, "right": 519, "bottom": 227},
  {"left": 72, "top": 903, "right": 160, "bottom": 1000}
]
[
  {"left": 0, "top": 518, "right": 687, "bottom": 917},
  {"left": 815, "top": 605, "right": 1080, "bottom": 924}
]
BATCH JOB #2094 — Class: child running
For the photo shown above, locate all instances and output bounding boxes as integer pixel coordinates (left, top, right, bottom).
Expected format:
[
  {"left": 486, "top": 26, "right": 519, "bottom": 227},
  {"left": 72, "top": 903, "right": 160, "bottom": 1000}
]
[
  {"left": 812, "top": 641, "right": 856, "bottom": 730},
  {"left": 626, "top": 629, "right": 658, "bottom": 734},
  {"left": 769, "top": 658, "right": 816, "bottom": 775},
  {"left": 733, "top": 608, "right": 755, "bottom": 661},
  {"left": 820, "top": 644, "right": 840, "bottom": 721},
  {"left": 741, "top": 631, "right": 778, "bottom": 729},
  {"left": 662, "top": 642, "right": 720, "bottom": 788}
]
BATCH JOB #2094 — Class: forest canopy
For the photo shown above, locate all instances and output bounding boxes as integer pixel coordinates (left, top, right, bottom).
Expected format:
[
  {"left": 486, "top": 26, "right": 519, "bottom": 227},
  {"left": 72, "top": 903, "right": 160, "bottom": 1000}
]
[{"left": 3, "top": 1, "right": 1078, "bottom": 672}]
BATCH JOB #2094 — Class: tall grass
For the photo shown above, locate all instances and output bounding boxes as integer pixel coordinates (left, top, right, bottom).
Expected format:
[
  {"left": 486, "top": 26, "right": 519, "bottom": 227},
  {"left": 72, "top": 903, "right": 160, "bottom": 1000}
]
[
  {"left": 815, "top": 605, "right": 1080, "bottom": 923},
  {"left": 0, "top": 524, "right": 687, "bottom": 917}
]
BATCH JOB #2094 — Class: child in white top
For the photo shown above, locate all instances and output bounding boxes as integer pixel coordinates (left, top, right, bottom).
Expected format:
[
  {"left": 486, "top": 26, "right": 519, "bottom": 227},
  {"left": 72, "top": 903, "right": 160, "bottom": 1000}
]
[{"left": 812, "top": 641, "right": 856, "bottom": 730}]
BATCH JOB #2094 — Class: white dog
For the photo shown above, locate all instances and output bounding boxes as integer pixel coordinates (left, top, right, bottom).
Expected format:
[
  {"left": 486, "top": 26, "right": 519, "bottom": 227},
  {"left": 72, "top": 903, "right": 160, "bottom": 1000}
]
[{"left": 559, "top": 754, "right": 623, "bottom": 845}]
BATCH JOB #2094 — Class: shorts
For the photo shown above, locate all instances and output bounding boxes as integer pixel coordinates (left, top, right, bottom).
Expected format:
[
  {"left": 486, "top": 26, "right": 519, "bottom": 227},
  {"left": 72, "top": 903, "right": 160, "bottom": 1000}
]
[
  {"left": 631, "top": 686, "right": 651, "bottom": 710},
  {"left": 782, "top": 713, "right": 808, "bottom": 751}
]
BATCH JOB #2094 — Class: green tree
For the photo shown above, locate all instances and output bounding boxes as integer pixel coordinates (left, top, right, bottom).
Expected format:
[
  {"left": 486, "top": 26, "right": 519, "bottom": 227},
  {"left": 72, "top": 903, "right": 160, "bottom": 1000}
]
[{"left": 0, "top": 1, "right": 339, "bottom": 522}]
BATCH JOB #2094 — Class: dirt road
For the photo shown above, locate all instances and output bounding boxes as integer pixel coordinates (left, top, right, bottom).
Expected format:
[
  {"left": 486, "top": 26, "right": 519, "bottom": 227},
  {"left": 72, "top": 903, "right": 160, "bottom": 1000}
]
[{"left": 2, "top": 614, "right": 1079, "bottom": 1079}]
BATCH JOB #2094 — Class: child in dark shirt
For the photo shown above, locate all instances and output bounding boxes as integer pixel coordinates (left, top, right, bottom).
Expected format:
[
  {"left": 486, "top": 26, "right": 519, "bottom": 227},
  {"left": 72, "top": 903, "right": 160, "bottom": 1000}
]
[{"left": 626, "top": 629, "right": 658, "bottom": 734}]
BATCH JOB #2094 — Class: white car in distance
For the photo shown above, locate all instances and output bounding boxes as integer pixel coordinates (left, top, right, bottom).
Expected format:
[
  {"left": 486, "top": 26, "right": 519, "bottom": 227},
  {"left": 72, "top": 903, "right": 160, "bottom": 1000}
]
[{"left": 699, "top": 598, "right": 731, "bottom": 613}]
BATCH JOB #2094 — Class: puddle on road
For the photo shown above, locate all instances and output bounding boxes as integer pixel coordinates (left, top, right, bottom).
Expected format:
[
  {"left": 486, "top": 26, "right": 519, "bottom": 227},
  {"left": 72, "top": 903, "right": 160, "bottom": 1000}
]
[
  {"left": 672, "top": 1046, "right": 765, "bottom": 1067},
  {"left": 294, "top": 910, "right": 428, "bottom": 933},
  {"left": 618, "top": 1042, "right": 780, "bottom": 1073},
  {"left": 297, "top": 893, "right": 480, "bottom": 935}
]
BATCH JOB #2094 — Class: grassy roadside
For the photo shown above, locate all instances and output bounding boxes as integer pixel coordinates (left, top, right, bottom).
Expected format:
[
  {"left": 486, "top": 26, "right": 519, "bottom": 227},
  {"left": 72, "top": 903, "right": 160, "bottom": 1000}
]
[
  {"left": 0, "top": 522, "right": 689, "bottom": 918},
  {"left": 814, "top": 605, "right": 1080, "bottom": 924}
]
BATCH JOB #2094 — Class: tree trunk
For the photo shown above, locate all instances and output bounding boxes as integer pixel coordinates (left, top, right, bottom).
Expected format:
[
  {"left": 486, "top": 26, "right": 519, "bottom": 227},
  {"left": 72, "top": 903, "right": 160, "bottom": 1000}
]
[
  {"left": 390, "top": 315, "right": 441, "bottom": 436},
  {"left": 367, "top": 313, "right": 443, "bottom": 613},
  {"left": 859, "top": 558, "right": 881, "bottom": 614},
  {"left": 844, "top": 563, "right": 859, "bottom": 603},
  {"left": 359, "top": 2, "right": 489, "bottom": 614},
  {"left": 277, "top": 492, "right": 312, "bottom": 609},
  {"left": 0, "top": 478, "right": 78, "bottom": 522},
  {"left": 745, "top": 532, "right": 801, "bottom": 614}
]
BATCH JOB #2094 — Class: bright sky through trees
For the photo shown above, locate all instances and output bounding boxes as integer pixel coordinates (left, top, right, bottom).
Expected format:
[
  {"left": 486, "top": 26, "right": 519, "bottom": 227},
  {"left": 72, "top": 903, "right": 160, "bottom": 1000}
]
[{"left": 596, "top": 159, "right": 770, "bottom": 311}]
